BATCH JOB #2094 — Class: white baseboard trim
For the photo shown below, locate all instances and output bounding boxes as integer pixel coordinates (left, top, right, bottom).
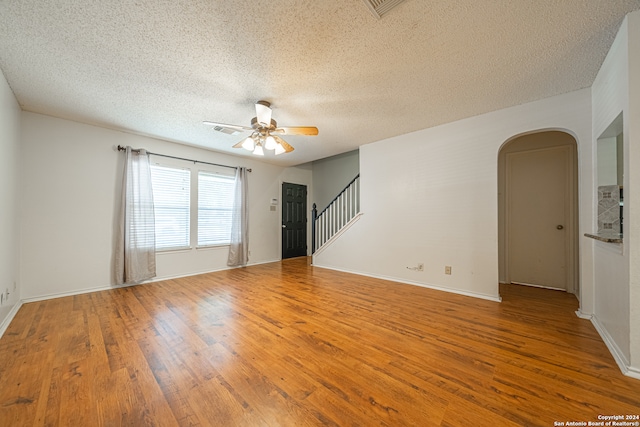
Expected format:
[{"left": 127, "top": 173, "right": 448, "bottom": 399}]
[
  {"left": 627, "top": 366, "right": 640, "bottom": 380},
  {"left": 141, "top": 258, "right": 279, "bottom": 285},
  {"left": 21, "top": 258, "right": 280, "bottom": 304},
  {"left": 575, "top": 309, "right": 592, "bottom": 319},
  {"left": 589, "top": 314, "right": 640, "bottom": 380},
  {"left": 0, "top": 301, "right": 24, "bottom": 339},
  {"left": 22, "top": 281, "right": 135, "bottom": 304},
  {"left": 311, "top": 264, "right": 502, "bottom": 302}
]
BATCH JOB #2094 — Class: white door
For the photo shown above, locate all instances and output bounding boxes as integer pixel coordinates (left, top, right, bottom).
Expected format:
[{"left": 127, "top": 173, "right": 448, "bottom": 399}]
[{"left": 506, "top": 146, "right": 571, "bottom": 290}]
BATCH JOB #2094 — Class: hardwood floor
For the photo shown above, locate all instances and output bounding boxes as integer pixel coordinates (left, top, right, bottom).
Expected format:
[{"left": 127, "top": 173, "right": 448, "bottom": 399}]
[{"left": 1, "top": 257, "right": 638, "bottom": 426}]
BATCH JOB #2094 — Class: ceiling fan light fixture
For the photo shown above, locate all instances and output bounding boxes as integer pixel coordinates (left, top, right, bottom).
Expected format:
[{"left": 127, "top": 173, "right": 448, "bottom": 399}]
[
  {"left": 264, "top": 135, "right": 277, "bottom": 150},
  {"left": 274, "top": 142, "right": 286, "bottom": 155},
  {"left": 253, "top": 143, "right": 264, "bottom": 156},
  {"left": 241, "top": 136, "right": 255, "bottom": 151}
]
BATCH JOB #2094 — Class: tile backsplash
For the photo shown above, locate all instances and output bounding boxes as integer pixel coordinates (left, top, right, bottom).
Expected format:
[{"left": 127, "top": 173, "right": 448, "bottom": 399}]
[{"left": 597, "top": 185, "right": 621, "bottom": 233}]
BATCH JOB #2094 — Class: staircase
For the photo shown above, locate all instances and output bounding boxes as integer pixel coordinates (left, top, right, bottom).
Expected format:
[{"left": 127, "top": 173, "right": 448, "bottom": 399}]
[{"left": 312, "top": 174, "right": 360, "bottom": 253}]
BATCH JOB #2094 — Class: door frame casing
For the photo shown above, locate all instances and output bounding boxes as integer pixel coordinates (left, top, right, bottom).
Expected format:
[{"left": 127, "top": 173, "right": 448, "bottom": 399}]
[{"left": 498, "top": 130, "right": 579, "bottom": 295}]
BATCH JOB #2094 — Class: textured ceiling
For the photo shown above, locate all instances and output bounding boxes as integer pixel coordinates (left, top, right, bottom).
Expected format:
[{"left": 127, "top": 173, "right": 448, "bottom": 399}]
[{"left": 1, "top": 0, "right": 639, "bottom": 166}]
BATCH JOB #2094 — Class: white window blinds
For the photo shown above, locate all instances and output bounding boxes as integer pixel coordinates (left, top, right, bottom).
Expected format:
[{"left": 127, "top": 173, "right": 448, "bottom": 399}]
[
  {"left": 150, "top": 164, "right": 191, "bottom": 250},
  {"left": 198, "top": 171, "right": 235, "bottom": 246}
]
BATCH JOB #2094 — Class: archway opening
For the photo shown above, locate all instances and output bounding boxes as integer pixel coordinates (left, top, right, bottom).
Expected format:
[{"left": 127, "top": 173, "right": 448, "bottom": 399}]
[{"left": 498, "top": 130, "right": 579, "bottom": 296}]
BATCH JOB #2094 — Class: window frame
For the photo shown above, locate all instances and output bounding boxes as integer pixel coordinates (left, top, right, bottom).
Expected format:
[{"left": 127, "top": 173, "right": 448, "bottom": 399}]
[
  {"left": 149, "top": 163, "right": 192, "bottom": 252},
  {"left": 148, "top": 157, "right": 236, "bottom": 252},
  {"left": 196, "top": 170, "right": 236, "bottom": 248}
]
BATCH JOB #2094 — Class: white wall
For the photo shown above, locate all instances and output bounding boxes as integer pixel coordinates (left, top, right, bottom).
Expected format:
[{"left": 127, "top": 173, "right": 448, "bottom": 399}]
[
  {"left": 0, "top": 69, "right": 21, "bottom": 331},
  {"left": 312, "top": 150, "right": 360, "bottom": 210},
  {"left": 597, "top": 137, "right": 619, "bottom": 186},
  {"left": 314, "top": 88, "right": 593, "bottom": 303},
  {"left": 19, "top": 112, "right": 310, "bottom": 300},
  {"left": 590, "top": 13, "right": 635, "bottom": 373},
  {"left": 626, "top": 10, "right": 640, "bottom": 374}
]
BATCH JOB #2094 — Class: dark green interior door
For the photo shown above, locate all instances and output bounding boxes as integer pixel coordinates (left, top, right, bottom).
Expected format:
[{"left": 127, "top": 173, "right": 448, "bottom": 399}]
[{"left": 282, "top": 182, "right": 307, "bottom": 259}]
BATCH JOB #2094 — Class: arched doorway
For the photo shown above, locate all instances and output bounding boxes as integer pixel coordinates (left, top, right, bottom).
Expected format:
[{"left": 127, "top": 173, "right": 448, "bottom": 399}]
[{"left": 498, "top": 130, "right": 579, "bottom": 294}]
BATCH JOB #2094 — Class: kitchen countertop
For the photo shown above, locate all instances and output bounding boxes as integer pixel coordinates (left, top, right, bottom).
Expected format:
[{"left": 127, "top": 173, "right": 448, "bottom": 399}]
[{"left": 584, "top": 232, "right": 623, "bottom": 243}]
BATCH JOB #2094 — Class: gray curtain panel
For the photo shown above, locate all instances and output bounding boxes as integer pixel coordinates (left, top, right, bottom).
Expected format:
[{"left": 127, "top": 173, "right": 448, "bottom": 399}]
[
  {"left": 115, "top": 146, "right": 156, "bottom": 284},
  {"left": 227, "top": 167, "right": 249, "bottom": 267}
]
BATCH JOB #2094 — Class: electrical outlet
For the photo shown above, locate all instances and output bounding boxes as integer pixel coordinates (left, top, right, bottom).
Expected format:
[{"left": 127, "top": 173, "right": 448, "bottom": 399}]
[{"left": 445, "top": 266, "right": 452, "bottom": 275}]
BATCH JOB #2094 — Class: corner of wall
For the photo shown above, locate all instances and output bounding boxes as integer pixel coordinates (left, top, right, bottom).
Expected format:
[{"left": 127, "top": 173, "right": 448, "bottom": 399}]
[
  {"left": 0, "top": 301, "right": 23, "bottom": 339},
  {"left": 624, "top": 7, "right": 640, "bottom": 377},
  {"left": 0, "top": 67, "right": 23, "bottom": 333}
]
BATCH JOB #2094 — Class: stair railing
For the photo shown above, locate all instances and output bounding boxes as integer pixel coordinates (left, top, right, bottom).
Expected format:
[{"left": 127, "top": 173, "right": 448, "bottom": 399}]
[{"left": 312, "top": 174, "right": 360, "bottom": 253}]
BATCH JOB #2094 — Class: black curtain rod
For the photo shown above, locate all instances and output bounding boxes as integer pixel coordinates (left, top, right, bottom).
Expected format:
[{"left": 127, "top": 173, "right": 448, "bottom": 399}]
[{"left": 117, "top": 145, "right": 251, "bottom": 172}]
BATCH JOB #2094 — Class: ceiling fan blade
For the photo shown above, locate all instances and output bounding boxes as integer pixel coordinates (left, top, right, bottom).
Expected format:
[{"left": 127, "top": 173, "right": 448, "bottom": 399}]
[
  {"left": 232, "top": 140, "right": 245, "bottom": 148},
  {"left": 255, "top": 101, "right": 272, "bottom": 126},
  {"left": 273, "top": 135, "right": 295, "bottom": 153},
  {"left": 273, "top": 126, "right": 319, "bottom": 136}
]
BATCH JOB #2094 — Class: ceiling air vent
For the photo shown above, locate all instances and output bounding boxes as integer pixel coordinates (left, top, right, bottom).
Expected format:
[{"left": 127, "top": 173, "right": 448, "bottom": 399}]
[
  {"left": 213, "top": 125, "right": 240, "bottom": 136},
  {"left": 362, "top": 0, "right": 407, "bottom": 19}
]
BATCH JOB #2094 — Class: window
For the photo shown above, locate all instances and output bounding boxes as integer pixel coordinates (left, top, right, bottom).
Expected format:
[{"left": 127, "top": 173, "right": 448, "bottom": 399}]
[
  {"left": 150, "top": 164, "right": 190, "bottom": 250},
  {"left": 198, "top": 171, "right": 235, "bottom": 246},
  {"left": 149, "top": 162, "right": 236, "bottom": 250}
]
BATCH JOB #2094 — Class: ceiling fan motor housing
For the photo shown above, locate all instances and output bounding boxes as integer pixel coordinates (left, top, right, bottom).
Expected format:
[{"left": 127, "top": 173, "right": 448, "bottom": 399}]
[{"left": 251, "top": 117, "right": 277, "bottom": 131}]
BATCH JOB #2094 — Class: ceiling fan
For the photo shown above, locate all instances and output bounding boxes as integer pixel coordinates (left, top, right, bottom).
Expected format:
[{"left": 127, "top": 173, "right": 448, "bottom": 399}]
[{"left": 204, "top": 101, "right": 318, "bottom": 156}]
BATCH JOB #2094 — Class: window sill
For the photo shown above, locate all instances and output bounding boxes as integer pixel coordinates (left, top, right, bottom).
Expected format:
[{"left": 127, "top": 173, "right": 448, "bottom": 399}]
[{"left": 196, "top": 244, "right": 230, "bottom": 250}]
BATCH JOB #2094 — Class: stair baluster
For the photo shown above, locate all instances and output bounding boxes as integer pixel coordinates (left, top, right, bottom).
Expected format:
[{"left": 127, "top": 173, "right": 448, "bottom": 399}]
[{"left": 312, "top": 174, "right": 360, "bottom": 253}]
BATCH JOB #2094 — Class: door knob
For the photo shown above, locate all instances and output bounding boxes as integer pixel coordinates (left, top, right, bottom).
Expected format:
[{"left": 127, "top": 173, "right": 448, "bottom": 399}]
[
  {"left": 557, "top": 225, "right": 564, "bottom": 230},
  {"left": 282, "top": 224, "right": 286, "bottom": 228}
]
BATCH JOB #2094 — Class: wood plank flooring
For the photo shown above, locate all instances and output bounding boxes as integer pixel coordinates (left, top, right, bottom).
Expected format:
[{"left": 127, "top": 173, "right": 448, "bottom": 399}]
[{"left": 1, "top": 257, "right": 638, "bottom": 426}]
